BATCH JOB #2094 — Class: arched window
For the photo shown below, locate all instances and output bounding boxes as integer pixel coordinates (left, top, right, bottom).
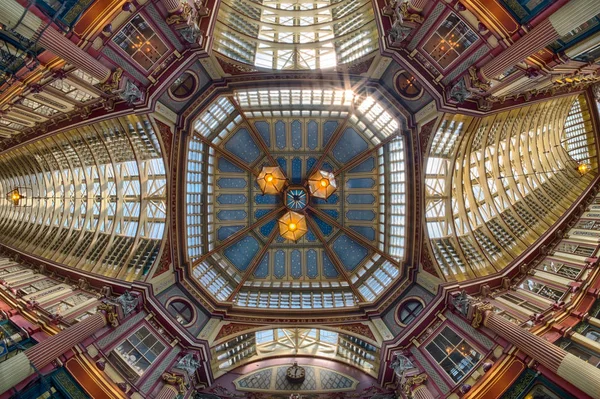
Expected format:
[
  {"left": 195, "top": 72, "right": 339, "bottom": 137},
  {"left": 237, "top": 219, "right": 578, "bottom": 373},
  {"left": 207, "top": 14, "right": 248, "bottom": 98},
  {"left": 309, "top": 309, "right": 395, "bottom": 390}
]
[
  {"left": 167, "top": 299, "right": 194, "bottom": 325},
  {"left": 398, "top": 299, "right": 424, "bottom": 325}
]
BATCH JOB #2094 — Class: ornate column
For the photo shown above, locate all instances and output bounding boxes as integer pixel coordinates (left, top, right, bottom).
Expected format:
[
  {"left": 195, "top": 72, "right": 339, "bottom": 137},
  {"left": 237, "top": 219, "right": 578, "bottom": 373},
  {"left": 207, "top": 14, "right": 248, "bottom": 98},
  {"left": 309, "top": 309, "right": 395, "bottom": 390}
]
[
  {"left": 479, "top": 0, "right": 600, "bottom": 81},
  {"left": 162, "top": 0, "right": 183, "bottom": 14},
  {"left": 0, "top": 0, "right": 111, "bottom": 82},
  {"left": 470, "top": 303, "right": 600, "bottom": 399},
  {"left": 155, "top": 384, "right": 179, "bottom": 399},
  {"left": 0, "top": 308, "right": 111, "bottom": 395},
  {"left": 587, "top": 316, "right": 600, "bottom": 328},
  {"left": 408, "top": 0, "right": 428, "bottom": 12},
  {"left": 405, "top": 374, "right": 434, "bottom": 399},
  {"left": 37, "top": 28, "right": 111, "bottom": 82}
]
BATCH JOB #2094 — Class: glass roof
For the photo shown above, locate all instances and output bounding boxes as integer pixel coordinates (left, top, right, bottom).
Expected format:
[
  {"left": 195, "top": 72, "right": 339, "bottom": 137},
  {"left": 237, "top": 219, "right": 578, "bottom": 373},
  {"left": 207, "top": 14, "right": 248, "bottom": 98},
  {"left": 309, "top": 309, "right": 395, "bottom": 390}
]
[
  {"left": 213, "top": 0, "right": 378, "bottom": 69},
  {"left": 425, "top": 95, "right": 598, "bottom": 281},
  {"left": 0, "top": 116, "right": 166, "bottom": 281},
  {"left": 185, "top": 88, "right": 408, "bottom": 310}
]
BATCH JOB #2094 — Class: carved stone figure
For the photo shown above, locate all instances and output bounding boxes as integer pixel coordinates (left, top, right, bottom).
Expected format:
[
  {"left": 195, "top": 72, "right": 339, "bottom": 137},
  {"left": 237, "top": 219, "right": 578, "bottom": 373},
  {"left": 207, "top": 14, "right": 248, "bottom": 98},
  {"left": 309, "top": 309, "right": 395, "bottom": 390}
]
[
  {"left": 180, "top": 25, "right": 202, "bottom": 44},
  {"left": 389, "top": 24, "right": 412, "bottom": 43},
  {"left": 452, "top": 289, "right": 470, "bottom": 316},
  {"left": 119, "top": 80, "right": 143, "bottom": 104},
  {"left": 390, "top": 353, "right": 414, "bottom": 378},
  {"left": 115, "top": 290, "right": 139, "bottom": 318},
  {"left": 176, "top": 353, "right": 201, "bottom": 375},
  {"left": 449, "top": 80, "right": 472, "bottom": 104}
]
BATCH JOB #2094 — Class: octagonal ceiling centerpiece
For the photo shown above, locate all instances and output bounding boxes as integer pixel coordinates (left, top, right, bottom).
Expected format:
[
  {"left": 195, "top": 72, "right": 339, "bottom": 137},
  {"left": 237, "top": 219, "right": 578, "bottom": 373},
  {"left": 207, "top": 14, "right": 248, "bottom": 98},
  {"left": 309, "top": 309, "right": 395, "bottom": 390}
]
[{"left": 185, "top": 87, "right": 410, "bottom": 313}]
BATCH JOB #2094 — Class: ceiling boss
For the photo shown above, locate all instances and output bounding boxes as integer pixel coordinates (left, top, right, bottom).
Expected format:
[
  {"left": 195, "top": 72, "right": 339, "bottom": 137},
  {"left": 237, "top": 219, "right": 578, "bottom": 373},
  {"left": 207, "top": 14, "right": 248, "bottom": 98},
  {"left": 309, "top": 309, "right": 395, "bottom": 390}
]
[{"left": 257, "top": 165, "right": 338, "bottom": 242}]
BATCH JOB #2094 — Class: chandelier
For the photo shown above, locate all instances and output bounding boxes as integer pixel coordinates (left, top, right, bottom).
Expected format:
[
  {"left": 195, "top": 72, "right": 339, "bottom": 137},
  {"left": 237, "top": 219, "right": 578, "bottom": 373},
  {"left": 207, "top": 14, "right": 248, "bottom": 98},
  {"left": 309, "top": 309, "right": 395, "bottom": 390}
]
[
  {"left": 307, "top": 170, "right": 337, "bottom": 200},
  {"left": 256, "top": 166, "right": 337, "bottom": 241},
  {"left": 257, "top": 166, "right": 287, "bottom": 195},
  {"left": 6, "top": 188, "right": 23, "bottom": 206},
  {"left": 577, "top": 162, "right": 590, "bottom": 176},
  {"left": 278, "top": 211, "right": 308, "bottom": 241}
]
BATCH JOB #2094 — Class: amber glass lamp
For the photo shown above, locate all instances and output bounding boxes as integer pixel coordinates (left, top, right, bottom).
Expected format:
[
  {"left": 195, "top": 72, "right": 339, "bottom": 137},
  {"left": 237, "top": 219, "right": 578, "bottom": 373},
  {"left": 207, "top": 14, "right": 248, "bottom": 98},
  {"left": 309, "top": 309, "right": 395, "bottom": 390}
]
[
  {"left": 7, "top": 188, "right": 22, "bottom": 206},
  {"left": 257, "top": 166, "right": 287, "bottom": 195},
  {"left": 308, "top": 170, "right": 337, "bottom": 199},
  {"left": 278, "top": 211, "right": 308, "bottom": 241},
  {"left": 577, "top": 162, "right": 590, "bottom": 176}
]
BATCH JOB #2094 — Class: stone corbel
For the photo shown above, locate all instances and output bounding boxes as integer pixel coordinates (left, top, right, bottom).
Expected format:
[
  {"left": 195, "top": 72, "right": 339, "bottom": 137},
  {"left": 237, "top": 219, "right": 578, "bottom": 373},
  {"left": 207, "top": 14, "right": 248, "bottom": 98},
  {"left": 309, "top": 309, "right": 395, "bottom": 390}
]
[{"left": 385, "top": 1, "right": 422, "bottom": 44}]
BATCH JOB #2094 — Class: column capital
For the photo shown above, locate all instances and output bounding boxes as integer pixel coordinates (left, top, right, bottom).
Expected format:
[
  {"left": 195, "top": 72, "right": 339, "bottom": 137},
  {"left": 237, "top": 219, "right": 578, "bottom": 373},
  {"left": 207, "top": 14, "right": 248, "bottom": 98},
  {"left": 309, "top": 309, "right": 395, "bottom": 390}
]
[
  {"left": 405, "top": 372, "right": 427, "bottom": 388},
  {"left": 471, "top": 302, "right": 494, "bottom": 329},
  {"left": 162, "top": 372, "right": 186, "bottom": 393},
  {"left": 403, "top": 373, "right": 431, "bottom": 399},
  {"left": 449, "top": 290, "right": 493, "bottom": 328},
  {"left": 97, "top": 302, "right": 119, "bottom": 328}
]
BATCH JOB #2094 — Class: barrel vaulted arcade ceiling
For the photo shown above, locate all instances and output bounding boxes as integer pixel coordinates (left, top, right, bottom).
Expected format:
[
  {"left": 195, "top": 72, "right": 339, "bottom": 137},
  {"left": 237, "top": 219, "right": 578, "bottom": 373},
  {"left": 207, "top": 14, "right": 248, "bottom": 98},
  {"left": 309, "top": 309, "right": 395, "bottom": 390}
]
[
  {"left": 0, "top": 115, "right": 167, "bottom": 281},
  {"left": 185, "top": 88, "right": 409, "bottom": 311}
]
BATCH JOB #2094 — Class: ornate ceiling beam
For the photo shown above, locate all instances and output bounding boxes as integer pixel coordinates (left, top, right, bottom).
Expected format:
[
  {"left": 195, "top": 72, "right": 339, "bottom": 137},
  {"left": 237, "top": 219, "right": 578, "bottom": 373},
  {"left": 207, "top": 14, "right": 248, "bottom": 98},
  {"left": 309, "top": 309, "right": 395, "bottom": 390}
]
[
  {"left": 304, "top": 215, "right": 365, "bottom": 302},
  {"left": 308, "top": 205, "right": 402, "bottom": 268},
  {"left": 308, "top": 110, "right": 352, "bottom": 176},
  {"left": 231, "top": 99, "right": 278, "bottom": 166},
  {"left": 192, "top": 206, "right": 285, "bottom": 266},
  {"left": 226, "top": 227, "right": 279, "bottom": 302}
]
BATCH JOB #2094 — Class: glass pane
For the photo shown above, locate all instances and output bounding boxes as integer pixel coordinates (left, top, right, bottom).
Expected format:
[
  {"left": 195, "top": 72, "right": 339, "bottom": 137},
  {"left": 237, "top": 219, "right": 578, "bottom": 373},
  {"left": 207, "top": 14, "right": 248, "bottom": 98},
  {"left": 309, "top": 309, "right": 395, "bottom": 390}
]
[
  {"left": 443, "top": 327, "right": 462, "bottom": 346},
  {"left": 426, "top": 342, "right": 446, "bottom": 363}
]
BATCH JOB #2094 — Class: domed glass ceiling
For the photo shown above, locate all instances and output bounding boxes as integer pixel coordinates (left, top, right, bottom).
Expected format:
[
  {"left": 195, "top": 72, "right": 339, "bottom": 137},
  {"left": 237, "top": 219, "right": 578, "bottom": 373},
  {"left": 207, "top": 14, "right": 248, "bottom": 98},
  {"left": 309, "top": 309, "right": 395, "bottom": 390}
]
[
  {"left": 213, "top": 0, "right": 378, "bottom": 70},
  {"left": 185, "top": 88, "right": 408, "bottom": 310}
]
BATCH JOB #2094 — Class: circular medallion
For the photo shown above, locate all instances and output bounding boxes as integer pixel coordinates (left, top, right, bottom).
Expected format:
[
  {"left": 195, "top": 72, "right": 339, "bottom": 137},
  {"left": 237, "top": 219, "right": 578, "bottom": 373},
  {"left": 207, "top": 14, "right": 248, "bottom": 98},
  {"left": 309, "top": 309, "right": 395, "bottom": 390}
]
[{"left": 285, "top": 187, "right": 308, "bottom": 210}]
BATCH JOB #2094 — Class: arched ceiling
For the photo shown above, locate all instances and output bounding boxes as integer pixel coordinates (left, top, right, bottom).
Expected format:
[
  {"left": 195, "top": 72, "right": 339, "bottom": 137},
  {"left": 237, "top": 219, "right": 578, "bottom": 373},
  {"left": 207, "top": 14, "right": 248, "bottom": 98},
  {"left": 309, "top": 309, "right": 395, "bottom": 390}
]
[
  {"left": 0, "top": 0, "right": 598, "bottom": 331},
  {"left": 424, "top": 94, "right": 598, "bottom": 281},
  {"left": 213, "top": 0, "right": 378, "bottom": 70},
  {"left": 0, "top": 115, "right": 167, "bottom": 281},
  {"left": 183, "top": 86, "right": 413, "bottom": 314}
]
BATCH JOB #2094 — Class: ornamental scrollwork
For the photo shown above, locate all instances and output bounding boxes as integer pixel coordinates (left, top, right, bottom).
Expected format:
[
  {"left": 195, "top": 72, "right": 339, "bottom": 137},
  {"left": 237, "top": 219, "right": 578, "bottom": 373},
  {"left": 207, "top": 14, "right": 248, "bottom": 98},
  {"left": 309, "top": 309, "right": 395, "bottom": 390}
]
[
  {"left": 97, "top": 302, "right": 119, "bottom": 327},
  {"left": 471, "top": 303, "right": 493, "bottom": 329},
  {"left": 468, "top": 66, "right": 491, "bottom": 93},
  {"left": 402, "top": 373, "right": 428, "bottom": 398},
  {"left": 98, "top": 68, "right": 123, "bottom": 93},
  {"left": 398, "top": 2, "right": 424, "bottom": 24},
  {"left": 162, "top": 372, "right": 186, "bottom": 393},
  {"left": 167, "top": 3, "right": 193, "bottom": 24}
]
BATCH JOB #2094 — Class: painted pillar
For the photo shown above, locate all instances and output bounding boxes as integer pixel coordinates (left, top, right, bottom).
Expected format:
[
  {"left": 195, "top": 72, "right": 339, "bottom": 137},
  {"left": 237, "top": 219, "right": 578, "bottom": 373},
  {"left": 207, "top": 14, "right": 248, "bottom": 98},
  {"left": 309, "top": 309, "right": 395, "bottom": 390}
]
[
  {"left": 480, "top": 0, "right": 600, "bottom": 81},
  {"left": 156, "top": 384, "right": 179, "bottom": 399},
  {"left": 409, "top": 0, "right": 428, "bottom": 12},
  {"left": 588, "top": 316, "right": 600, "bottom": 329},
  {"left": 412, "top": 384, "right": 435, "bottom": 399},
  {"left": 0, "top": 311, "right": 107, "bottom": 395},
  {"left": 162, "top": 0, "right": 183, "bottom": 14},
  {"left": 570, "top": 331, "right": 600, "bottom": 354},
  {"left": 479, "top": 307, "right": 600, "bottom": 399},
  {"left": 0, "top": 0, "right": 111, "bottom": 82}
]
